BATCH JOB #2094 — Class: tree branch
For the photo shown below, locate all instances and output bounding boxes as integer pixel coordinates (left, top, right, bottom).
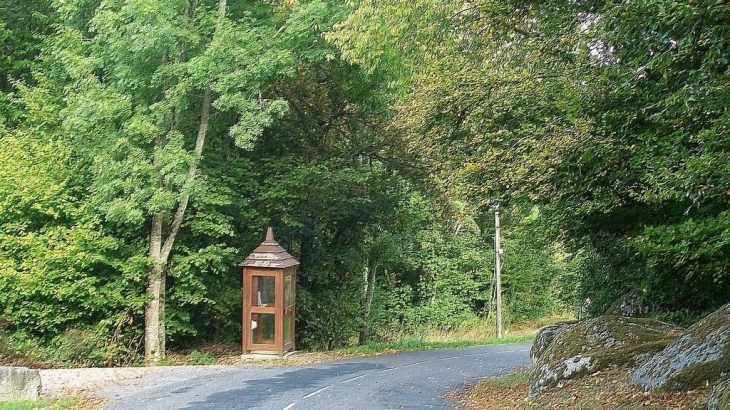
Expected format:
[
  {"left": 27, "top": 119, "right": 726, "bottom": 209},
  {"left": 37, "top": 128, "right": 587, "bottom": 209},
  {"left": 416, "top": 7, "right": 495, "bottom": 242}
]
[{"left": 161, "top": 87, "right": 211, "bottom": 261}]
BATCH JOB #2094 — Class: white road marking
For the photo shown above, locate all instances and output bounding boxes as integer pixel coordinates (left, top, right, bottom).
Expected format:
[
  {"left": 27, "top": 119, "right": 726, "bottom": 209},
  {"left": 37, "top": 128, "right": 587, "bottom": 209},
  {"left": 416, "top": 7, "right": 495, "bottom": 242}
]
[
  {"left": 404, "top": 361, "right": 428, "bottom": 368},
  {"left": 282, "top": 403, "right": 297, "bottom": 410},
  {"left": 437, "top": 356, "right": 459, "bottom": 361},
  {"left": 303, "top": 385, "right": 333, "bottom": 399},
  {"left": 341, "top": 374, "right": 366, "bottom": 384}
]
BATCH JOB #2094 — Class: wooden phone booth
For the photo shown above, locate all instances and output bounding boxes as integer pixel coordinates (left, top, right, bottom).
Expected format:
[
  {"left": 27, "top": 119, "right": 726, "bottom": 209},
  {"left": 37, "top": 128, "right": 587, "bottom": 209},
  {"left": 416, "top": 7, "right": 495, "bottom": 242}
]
[{"left": 240, "top": 228, "right": 298, "bottom": 356}]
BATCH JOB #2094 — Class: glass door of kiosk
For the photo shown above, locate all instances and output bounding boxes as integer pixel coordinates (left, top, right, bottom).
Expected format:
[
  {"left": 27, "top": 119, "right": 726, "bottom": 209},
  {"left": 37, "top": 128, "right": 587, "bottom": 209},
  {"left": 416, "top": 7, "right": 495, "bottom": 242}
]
[
  {"left": 250, "top": 274, "right": 276, "bottom": 345},
  {"left": 246, "top": 271, "right": 279, "bottom": 352}
]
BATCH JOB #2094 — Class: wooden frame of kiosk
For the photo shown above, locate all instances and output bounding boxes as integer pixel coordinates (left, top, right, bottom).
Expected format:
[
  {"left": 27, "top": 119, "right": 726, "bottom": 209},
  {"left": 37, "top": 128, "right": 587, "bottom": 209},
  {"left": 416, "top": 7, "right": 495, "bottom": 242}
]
[{"left": 240, "top": 228, "right": 298, "bottom": 356}]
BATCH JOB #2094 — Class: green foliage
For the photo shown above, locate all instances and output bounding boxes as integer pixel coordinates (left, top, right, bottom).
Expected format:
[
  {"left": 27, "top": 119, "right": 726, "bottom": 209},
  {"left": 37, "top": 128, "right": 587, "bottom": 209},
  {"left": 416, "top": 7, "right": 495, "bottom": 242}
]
[
  {"left": 501, "top": 208, "right": 580, "bottom": 323},
  {"left": 49, "top": 327, "right": 136, "bottom": 368},
  {"left": 0, "top": 322, "right": 141, "bottom": 368},
  {"left": 187, "top": 350, "right": 216, "bottom": 365},
  {"left": 651, "top": 310, "right": 706, "bottom": 328},
  {"left": 568, "top": 0, "right": 730, "bottom": 312},
  {"left": 0, "top": 105, "right": 145, "bottom": 363},
  {"left": 0, "top": 330, "right": 47, "bottom": 368},
  {"left": 330, "top": 0, "right": 730, "bottom": 320},
  {"left": 1, "top": 0, "right": 650, "bottom": 364},
  {"left": 0, "top": 1, "right": 57, "bottom": 129},
  {"left": 153, "top": 358, "right": 178, "bottom": 367},
  {"left": 297, "top": 285, "right": 361, "bottom": 351}
]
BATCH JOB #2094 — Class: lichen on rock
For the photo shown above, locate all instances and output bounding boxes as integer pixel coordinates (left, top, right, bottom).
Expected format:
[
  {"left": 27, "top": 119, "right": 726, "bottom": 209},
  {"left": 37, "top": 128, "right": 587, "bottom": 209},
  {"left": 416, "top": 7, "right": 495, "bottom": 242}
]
[
  {"left": 562, "top": 355, "right": 595, "bottom": 378},
  {"left": 530, "top": 321, "right": 578, "bottom": 363},
  {"left": 707, "top": 378, "right": 729, "bottom": 410},
  {"left": 528, "top": 315, "right": 682, "bottom": 397},
  {"left": 631, "top": 302, "right": 730, "bottom": 392}
]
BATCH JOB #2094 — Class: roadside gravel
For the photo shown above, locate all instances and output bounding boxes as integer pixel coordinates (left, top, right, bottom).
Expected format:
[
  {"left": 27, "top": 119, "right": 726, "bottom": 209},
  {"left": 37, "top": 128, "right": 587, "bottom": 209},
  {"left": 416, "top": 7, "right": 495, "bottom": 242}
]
[
  {"left": 37, "top": 352, "right": 349, "bottom": 399},
  {"left": 40, "top": 367, "right": 176, "bottom": 398}
]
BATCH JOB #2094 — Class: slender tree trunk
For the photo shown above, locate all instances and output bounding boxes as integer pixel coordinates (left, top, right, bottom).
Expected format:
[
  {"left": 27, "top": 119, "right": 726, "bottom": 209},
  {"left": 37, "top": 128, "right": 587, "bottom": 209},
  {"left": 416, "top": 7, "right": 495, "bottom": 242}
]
[
  {"left": 359, "top": 261, "right": 378, "bottom": 345},
  {"left": 144, "top": 88, "right": 212, "bottom": 363},
  {"left": 143, "top": 0, "right": 223, "bottom": 363},
  {"left": 359, "top": 258, "right": 369, "bottom": 345}
]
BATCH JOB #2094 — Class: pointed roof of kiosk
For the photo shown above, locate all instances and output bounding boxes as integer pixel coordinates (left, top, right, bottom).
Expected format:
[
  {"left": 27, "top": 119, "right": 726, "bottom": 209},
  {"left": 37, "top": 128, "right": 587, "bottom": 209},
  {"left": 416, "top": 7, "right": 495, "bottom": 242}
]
[{"left": 239, "top": 227, "right": 299, "bottom": 268}]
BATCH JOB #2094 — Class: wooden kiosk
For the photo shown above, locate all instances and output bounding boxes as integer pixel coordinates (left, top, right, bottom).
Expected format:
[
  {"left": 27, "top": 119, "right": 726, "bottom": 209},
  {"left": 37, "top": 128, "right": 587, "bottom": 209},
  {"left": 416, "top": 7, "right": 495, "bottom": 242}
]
[{"left": 240, "top": 227, "right": 298, "bottom": 356}]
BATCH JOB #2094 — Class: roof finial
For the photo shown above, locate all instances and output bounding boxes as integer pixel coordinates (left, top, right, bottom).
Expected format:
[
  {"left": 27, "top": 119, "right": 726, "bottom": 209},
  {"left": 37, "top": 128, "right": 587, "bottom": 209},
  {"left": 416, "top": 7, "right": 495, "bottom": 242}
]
[{"left": 266, "top": 226, "right": 275, "bottom": 242}]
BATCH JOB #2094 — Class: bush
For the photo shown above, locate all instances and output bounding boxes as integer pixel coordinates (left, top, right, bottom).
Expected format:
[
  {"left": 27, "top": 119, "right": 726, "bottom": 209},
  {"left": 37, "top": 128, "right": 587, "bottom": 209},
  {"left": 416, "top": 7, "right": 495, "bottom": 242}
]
[
  {"left": 652, "top": 310, "right": 706, "bottom": 328},
  {"left": 0, "top": 330, "right": 48, "bottom": 368},
  {"left": 0, "top": 314, "right": 142, "bottom": 368}
]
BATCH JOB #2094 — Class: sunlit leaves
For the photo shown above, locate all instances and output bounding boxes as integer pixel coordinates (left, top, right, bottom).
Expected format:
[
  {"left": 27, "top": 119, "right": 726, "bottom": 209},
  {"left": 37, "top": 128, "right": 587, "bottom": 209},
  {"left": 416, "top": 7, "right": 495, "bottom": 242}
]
[
  {"left": 0, "top": 128, "right": 145, "bottom": 339},
  {"left": 331, "top": 0, "right": 730, "bottom": 315}
]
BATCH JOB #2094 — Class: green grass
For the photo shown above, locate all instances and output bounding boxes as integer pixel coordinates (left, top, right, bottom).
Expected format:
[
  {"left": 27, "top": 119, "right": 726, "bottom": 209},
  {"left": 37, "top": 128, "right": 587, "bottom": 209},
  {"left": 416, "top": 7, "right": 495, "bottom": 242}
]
[
  {"left": 0, "top": 398, "right": 77, "bottom": 410},
  {"left": 152, "top": 357, "right": 178, "bottom": 366},
  {"left": 337, "top": 333, "right": 535, "bottom": 356},
  {"left": 458, "top": 371, "right": 531, "bottom": 409},
  {"left": 480, "top": 371, "right": 531, "bottom": 389},
  {"left": 325, "top": 316, "right": 577, "bottom": 356},
  {"left": 187, "top": 350, "right": 216, "bottom": 365}
]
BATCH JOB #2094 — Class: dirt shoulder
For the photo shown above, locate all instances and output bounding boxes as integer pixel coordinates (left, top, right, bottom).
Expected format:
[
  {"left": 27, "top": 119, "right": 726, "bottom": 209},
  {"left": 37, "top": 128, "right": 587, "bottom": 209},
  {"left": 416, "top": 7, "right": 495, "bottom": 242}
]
[
  {"left": 455, "top": 366, "right": 712, "bottom": 410},
  {"left": 40, "top": 367, "right": 175, "bottom": 398},
  {"left": 39, "top": 350, "right": 361, "bottom": 399}
]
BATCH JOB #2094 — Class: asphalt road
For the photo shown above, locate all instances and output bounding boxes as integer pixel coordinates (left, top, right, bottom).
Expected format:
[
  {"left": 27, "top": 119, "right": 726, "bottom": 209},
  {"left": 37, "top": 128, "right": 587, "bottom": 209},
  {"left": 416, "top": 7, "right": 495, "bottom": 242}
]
[{"left": 99, "top": 343, "right": 531, "bottom": 410}]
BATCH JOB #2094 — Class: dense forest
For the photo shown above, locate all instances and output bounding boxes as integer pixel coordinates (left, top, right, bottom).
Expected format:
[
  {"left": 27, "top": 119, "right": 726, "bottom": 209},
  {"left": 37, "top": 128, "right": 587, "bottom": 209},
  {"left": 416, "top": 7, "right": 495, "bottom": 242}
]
[{"left": 1, "top": 0, "right": 727, "bottom": 366}]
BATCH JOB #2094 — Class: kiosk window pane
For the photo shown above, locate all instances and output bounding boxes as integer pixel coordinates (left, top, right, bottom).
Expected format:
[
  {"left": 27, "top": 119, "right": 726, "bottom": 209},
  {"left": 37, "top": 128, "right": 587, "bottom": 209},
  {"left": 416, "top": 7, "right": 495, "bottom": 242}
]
[
  {"left": 251, "top": 313, "right": 275, "bottom": 345},
  {"left": 252, "top": 276, "right": 275, "bottom": 306},
  {"left": 284, "top": 312, "right": 293, "bottom": 344},
  {"left": 285, "top": 275, "right": 293, "bottom": 307}
]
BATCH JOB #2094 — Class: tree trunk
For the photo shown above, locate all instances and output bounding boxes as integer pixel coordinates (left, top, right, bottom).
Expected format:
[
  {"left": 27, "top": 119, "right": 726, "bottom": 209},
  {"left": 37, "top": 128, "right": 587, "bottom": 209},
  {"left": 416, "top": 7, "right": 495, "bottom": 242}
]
[
  {"left": 145, "top": 214, "right": 165, "bottom": 362},
  {"left": 141, "top": 0, "right": 218, "bottom": 360},
  {"left": 359, "top": 262, "right": 377, "bottom": 345},
  {"left": 143, "top": 86, "right": 212, "bottom": 363},
  {"left": 142, "top": 0, "right": 225, "bottom": 363}
]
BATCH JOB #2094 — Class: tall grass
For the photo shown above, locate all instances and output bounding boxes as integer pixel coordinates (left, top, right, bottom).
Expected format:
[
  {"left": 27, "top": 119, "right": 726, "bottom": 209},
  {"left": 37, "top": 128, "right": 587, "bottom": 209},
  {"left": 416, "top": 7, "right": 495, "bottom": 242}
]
[{"left": 338, "top": 315, "right": 572, "bottom": 356}]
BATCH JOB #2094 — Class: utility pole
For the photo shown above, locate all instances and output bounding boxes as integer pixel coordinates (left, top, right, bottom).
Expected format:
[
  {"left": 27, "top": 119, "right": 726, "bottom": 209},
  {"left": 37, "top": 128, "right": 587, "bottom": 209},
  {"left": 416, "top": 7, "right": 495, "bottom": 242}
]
[{"left": 494, "top": 200, "right": 503, "bottom": 339}]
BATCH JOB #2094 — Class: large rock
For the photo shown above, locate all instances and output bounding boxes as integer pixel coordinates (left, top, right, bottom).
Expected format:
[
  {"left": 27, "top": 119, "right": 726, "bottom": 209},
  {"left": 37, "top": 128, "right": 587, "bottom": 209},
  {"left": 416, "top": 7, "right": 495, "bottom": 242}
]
[
  {"left": 530, "top": 321, "right": 578, "bottom": 363},
  {"left": 707, "top": 378, "right": 729, "bottom": 410},
  {"left": 0, "top": 367, "right": 41, "bottom": 401},
  {"left": 632, "top": 302, "right": 730, "bottom": 391},
  {"left": 529, "top": 315, "right": 682, "bottom": 397}
]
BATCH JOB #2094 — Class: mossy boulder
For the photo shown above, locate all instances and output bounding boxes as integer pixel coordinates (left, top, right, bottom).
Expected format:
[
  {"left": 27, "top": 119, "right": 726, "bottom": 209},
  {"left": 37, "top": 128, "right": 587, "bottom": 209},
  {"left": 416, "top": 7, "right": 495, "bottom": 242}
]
[
  {"left": 707, "top": 378, "right": 729, "bottom": 410},
  {"left": 604, "top": 291, "right": 655, "bottom": 318},
  {"left": 529, "top": 315, "right": 682, "bottom": 397},
  {"left": 531, "top": 321, "right": 578, "bottom": 363},
  {"left": 631, "top": 302, "right": 730, "bottom": 392}
]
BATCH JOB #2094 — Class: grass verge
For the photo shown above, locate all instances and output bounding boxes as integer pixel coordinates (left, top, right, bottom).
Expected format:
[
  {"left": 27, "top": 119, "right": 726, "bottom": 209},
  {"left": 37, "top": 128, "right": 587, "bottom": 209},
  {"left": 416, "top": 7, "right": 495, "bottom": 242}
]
[
  {"left": 335, "top": 316, "right": 554, "bottom": 356},
  {"left": 337, "top": 333, "right": 535, "bottom": 356},
  {"left": 0, "top": 397, "right": 78, "bottom": 410}
]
